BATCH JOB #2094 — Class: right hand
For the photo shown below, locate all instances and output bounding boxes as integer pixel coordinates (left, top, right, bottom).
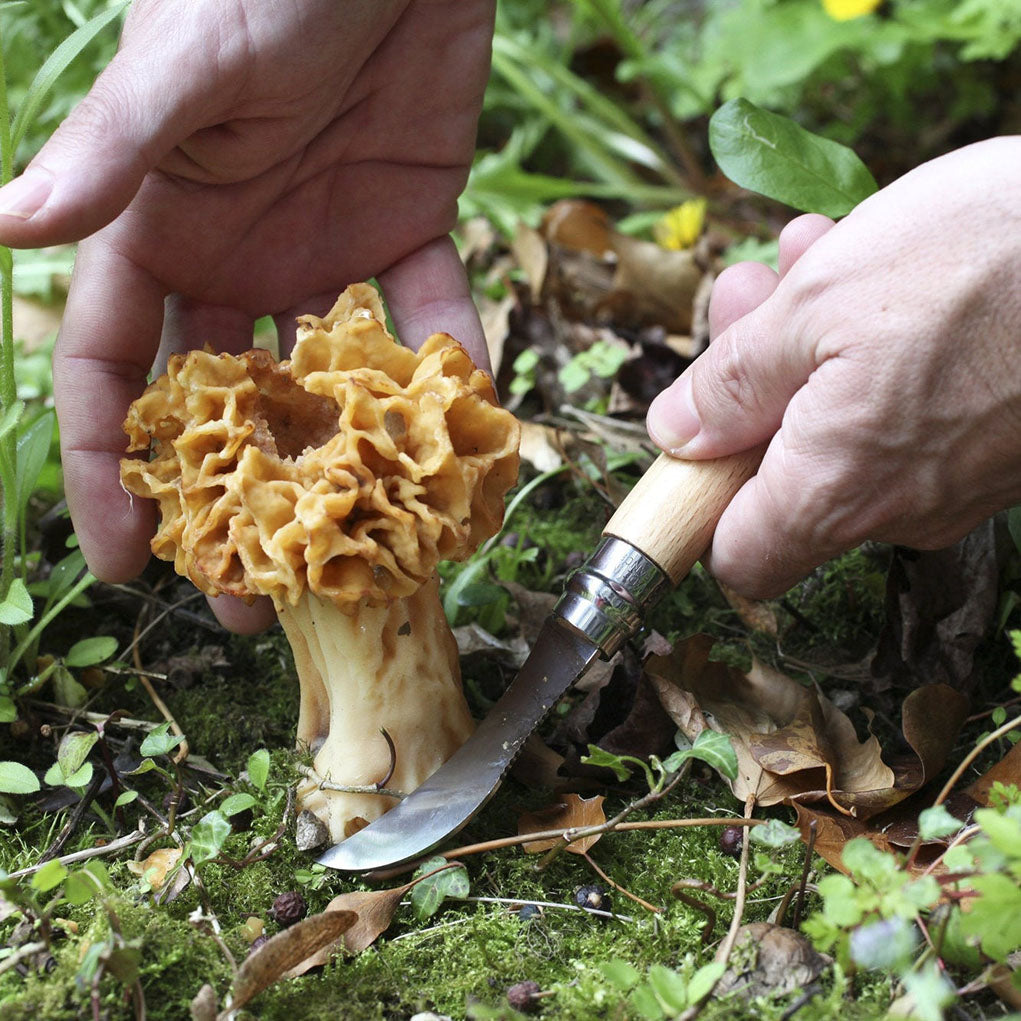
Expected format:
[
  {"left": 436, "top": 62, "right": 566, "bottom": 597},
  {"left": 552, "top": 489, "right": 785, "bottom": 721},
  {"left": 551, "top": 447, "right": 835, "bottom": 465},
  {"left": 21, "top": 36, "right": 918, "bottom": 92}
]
[{"left": 0, "top": 0, "right": 495, "bottom": 631}]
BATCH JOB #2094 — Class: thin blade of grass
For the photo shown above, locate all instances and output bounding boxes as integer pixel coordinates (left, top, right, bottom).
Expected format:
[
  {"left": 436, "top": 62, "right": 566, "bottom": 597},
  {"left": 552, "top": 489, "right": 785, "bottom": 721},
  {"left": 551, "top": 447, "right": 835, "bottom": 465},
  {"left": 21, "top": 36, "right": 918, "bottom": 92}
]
[{"left": 11, "top": 2, "right": 128, "bottom": 153}]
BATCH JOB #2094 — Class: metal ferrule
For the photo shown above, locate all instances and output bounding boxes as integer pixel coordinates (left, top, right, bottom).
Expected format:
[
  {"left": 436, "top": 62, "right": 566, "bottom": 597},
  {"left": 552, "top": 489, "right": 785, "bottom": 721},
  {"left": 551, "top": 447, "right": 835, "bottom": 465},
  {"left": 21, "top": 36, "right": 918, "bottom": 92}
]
[{"left": 554, "top": 536, "right": 671, "bottom": 658}]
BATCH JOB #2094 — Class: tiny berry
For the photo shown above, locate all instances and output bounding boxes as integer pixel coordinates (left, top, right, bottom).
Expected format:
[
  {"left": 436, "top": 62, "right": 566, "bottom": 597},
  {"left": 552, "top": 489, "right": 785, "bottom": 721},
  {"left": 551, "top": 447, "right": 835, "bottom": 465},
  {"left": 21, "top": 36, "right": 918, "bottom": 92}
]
[
  {"left": 270, "top": 891, "right": 307, "bottom": 927},
  {"left": 718, "top": 826, "right": 744, "bottom": 858},
  {"left": 574, "top": 884, "right": 610, "bottom": 912},
  {"left": 517, "top": 904, "right": 542, "bottom": 922},
  {"left": 507, "top": 980, "right": 541, "bottom": 1012}
]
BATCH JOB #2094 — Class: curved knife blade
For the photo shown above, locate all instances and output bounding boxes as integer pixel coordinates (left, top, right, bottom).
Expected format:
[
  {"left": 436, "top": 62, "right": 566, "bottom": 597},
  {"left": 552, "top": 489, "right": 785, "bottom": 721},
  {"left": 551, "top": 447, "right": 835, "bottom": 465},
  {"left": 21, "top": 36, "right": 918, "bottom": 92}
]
[{"left": 316, "top": 617, "right": 599, "bottom": 872}]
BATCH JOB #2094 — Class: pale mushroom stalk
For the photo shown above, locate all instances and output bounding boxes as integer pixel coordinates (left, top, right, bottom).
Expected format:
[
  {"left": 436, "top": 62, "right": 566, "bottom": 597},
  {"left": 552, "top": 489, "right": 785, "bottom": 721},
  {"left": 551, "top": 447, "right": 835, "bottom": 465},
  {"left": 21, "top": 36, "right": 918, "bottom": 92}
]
[
  {"left": 282, "top": 577, "right": 473, "bottom": 837},
  {"left": 120, "top": 284, "right": 520, "bottom": 843}
]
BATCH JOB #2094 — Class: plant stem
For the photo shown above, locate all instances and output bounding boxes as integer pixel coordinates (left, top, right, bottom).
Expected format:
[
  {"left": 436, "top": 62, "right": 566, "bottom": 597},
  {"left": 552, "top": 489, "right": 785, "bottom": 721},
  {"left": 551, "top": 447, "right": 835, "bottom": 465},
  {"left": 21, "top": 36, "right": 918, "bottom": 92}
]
[{"left": 0, "top": 16, "right": 17, "bottom": 667}]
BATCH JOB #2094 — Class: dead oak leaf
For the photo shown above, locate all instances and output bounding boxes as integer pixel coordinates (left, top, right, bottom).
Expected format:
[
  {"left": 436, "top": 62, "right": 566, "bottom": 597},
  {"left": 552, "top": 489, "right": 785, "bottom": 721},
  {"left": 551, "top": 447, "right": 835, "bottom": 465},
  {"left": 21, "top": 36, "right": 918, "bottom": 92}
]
[
  {"left": 647, "top": 635, "right": 967, "bottom": 819},
  {"left": 518, "top": 793, "right": 606, "bottom": 854}
]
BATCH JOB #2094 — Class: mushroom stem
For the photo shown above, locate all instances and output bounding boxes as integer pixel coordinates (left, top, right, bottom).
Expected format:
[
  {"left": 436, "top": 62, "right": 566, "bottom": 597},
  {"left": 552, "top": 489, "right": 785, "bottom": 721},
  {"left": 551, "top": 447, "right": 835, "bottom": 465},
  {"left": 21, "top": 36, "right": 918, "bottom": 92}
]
[{"left": 277, "top": 574, "right": 475, "bottom": 842}]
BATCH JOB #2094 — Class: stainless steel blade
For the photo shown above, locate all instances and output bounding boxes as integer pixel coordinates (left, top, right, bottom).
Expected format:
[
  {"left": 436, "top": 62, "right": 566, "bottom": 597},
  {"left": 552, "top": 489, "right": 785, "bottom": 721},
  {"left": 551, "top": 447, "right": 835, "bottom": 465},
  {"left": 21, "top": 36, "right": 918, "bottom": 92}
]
[{"left": 316, "top": 617, "right": 599, "bottom": 872}]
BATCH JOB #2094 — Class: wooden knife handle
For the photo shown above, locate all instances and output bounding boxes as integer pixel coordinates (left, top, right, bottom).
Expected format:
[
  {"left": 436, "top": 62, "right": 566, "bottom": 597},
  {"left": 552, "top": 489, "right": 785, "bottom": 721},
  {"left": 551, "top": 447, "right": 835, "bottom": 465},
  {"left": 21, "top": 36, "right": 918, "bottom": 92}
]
[{"left": 602, "top": 448, "right": 764, "bottom": 584}]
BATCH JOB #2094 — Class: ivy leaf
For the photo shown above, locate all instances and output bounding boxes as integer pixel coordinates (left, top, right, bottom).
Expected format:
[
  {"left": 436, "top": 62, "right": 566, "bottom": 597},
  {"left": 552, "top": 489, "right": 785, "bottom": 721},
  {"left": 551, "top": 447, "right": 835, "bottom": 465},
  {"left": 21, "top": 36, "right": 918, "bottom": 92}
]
[
  {"left": 581, "top": 745, "right": 633, "bottom": 782},
  {"left": 410, "top": 857, "right": 470, "bottom": 921},
  {"left": 709, "top": 98, "right": 877, "bottom": 218},
  {"left": 189, "top": 810, "right": 232, "bottom": 865},
  {"left": 0, "top": 761, "right": 40, "bottom": 794},
  {"left": 139, "top": 722, "right": 184, "bottom": 759},
  {"left": 749, "top": 817, "right": 802, "bottom": 848},
  {"left": 663, "top": 730, "right": 738, "bottom": 781},
  {"left": 246, "top": 748, "right": 270, "bottom": 792}
]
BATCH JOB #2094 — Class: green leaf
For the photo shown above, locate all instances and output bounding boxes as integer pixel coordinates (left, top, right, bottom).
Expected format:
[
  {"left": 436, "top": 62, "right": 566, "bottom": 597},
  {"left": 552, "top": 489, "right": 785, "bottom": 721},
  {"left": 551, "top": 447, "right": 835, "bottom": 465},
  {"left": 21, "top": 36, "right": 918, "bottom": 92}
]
[
  {"left": 663, "top": 730, "right": 739, "bottom": 781},
  {"left": 139, "top": 722, "right": 184, "bottom": 759},
  {"left": 581, "top": 745, "right": 633, "bottom": 782},
  {"left": 15, "top": 411, "right": 56, "bottom": 518},
  {"left": 10, "top": 3, "right": 130, "bottom": 152},
  {"left": 599, "top": 959, "right": 640, "bottom": 992},
  {"left": 0, "top": 760, "right": 40, "bottom": 794},
  {"left": 686, "top": 960, "right": 725, "bottom": 1005},
  {"left": 709, "top": 98, "right": 878, "bottom": 218},
  {"left": 0, "top": 399, "right": 24, "bottom": 442},
  {"left": 629, "top": 981, "right": 666, "bottom": 1020},
  {"left": 0, "top": 696, "right": 15, "bottom": 723},
  {"left": 44, "top": 761, "right": 64, "bottom": 786},
  {"left": 900, "top": 961, "right": 957, "bottom": 1021},
  {"left": 64, "top": 869, "right": 98, "bottom": 906},
  {"left": 57, "top": 730, "right": 98, "bottom": 779},
  {"left": 220, "top": 792, "right": 257, "bottom": 818},
  {"left": 749, "top": 817, "right": 802, "bottom": 848},
  {"left": 31, "top": 858, "right": 68, "bottom": 893},
  {"left": 918, "top": 804, "right": 964, "bottom": 841},
  {"left": 63, "top": 762, "right": 94, "bottom": 790},
  {"left": 114, "top": 790, "right": 138, "bottom": 808},
  {"left": 189, "top": 810, "right": 232, "bottom": 865},
  {"left": 410, "top": 857, "right": 470, "bottom": 921},
  {"left": 246, "top": 748, "right": 270, "bottom": 791},
  {"left": 0, "top": 577, "right": 33, "bottom": 625},
  {"left": 645, "top": 963, "right": 689, "bottom": 1012},
  {"left": 52, "top": 665, "right": 88, "bottom": 709},
  {"left": 850, "top": 917, "right": 919, "bottom": 970},
  {"left": 64, "top": 636, "right": 118, "bottom": 668}
]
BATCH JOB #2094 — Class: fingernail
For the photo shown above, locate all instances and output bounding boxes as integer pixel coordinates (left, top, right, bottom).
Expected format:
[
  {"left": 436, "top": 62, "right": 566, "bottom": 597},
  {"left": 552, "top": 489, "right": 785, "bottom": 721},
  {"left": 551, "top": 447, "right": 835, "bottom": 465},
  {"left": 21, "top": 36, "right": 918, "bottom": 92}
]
[
  {"left": 0, "top": 168, "right": 54, "bottom": 219},
  {"left": 647, "top": 374, "right": 700, "bottom": 453}
]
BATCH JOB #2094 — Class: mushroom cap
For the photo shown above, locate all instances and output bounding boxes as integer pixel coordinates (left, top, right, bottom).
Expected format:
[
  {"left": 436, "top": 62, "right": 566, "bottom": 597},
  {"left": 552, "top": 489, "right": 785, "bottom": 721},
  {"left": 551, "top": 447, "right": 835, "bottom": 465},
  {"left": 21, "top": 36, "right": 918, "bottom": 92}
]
[{"left": 120, "top": 284, "right": 520, "bottom": 609}]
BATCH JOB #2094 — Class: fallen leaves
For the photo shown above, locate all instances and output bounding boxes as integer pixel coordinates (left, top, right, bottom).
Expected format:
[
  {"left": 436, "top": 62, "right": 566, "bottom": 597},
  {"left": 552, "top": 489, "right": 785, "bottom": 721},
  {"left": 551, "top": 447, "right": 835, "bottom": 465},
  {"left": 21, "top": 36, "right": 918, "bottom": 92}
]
[
  {"left": 648, "top": 634, "right": 968, "bottom": 821},
  {"left": 518, "top": 793, "right": 607, "bottom": 854}
]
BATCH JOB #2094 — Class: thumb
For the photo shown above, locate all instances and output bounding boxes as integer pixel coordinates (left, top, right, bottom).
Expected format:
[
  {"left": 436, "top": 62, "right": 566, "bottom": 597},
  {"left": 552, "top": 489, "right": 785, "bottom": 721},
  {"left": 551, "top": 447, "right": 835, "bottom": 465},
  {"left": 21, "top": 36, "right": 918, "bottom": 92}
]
[
  {"left": 0, "top": 50, "right": 201, "bottom": 247},
  {"left": 646, "top": 286, "right": 818, "bottom": 460}
]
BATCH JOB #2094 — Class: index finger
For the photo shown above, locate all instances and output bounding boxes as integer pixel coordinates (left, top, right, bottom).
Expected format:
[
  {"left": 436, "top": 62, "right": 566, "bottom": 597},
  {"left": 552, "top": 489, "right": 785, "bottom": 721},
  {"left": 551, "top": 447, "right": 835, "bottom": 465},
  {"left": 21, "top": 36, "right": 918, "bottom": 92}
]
[{"left": 54, "top": 235, "right": 167, "bottom": 581}]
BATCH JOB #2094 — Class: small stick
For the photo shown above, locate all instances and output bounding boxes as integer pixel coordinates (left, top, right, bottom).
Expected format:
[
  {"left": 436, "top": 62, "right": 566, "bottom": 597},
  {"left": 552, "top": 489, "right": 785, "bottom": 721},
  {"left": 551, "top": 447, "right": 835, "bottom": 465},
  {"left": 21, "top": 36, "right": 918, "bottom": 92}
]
[
  {"left": 6, "top": 825, "right": 148, "bottom": 880},
  {"left": 37, "top": 769, "right": 108, "bottom": 863},
  {"left": 791, "top": 818, "right": 817, "bottom": 929},
  {"left": 581, "top": 851, "right": 661, "bottom": 914}
]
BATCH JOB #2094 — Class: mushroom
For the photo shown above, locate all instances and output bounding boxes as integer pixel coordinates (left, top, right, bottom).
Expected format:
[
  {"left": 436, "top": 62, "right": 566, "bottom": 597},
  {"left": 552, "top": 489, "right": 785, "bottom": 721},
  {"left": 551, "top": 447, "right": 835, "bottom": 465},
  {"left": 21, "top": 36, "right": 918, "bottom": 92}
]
[{"left": 120, "top": 284, "right": 520, "bottom": 841}]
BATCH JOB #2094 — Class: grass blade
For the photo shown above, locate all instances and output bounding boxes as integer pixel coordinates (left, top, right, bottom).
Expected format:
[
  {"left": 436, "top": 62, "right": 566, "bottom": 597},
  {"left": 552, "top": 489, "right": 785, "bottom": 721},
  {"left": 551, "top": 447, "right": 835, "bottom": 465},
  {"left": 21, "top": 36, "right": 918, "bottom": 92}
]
[{"left": 10, "top": 2, "right": 128, "bottom": 153}]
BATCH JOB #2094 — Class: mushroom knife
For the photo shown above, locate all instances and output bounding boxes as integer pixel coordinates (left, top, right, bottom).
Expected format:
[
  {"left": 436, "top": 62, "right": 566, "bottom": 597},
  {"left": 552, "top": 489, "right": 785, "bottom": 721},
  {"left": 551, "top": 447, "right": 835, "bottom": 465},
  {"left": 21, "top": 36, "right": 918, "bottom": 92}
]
[{"left": 317, "top": 448, "right": 762, "bottom": 872}]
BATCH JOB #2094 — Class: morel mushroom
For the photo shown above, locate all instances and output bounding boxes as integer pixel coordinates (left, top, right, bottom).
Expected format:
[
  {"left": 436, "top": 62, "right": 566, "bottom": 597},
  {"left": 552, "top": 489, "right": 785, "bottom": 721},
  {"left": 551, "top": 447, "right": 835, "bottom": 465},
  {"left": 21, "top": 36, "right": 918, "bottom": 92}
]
[{"left": 120, "top": 284, "right": 520, "bottom": 841}]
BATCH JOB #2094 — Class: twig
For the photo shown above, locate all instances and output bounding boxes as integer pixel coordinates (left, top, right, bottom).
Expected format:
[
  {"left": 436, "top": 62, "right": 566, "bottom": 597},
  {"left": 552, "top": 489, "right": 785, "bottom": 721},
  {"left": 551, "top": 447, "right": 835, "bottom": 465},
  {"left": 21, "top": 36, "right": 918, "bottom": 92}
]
[
  {"left": 581, "top": 851, "right": 661, "bottom": 913},
  {"left": 365, "top": 815, "right": 765, "bottom": 880},
  {"left": 306, "top": 766, "right": 407, "bottom": 801},
  {"left": 0, "top": 941, "right": 48, "bottom": 978},
  {"left": 38, "top": 767, "right": 107, "bottom": 863},
  {"left": 7, "top": 824, "right": 148, "bottom": 880},
  {"left": 677, "top": 796, "right": 756, "bottom": 1021},
  {"left": 905, "top": 711, "right": 1021, "bottom": 867},
  {"left": 791, "top": 818, "right": 817, "bottom": 929}
]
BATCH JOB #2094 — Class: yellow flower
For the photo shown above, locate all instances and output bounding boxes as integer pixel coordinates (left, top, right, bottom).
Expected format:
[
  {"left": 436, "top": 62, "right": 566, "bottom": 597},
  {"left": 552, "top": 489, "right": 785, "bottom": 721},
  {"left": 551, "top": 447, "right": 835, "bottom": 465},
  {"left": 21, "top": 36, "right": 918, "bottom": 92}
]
[
  {"left": 822, "top": 0, "right": 882, "bottom": 20},
  {"left": 654, "top": 198, "right": 707, "bottom": 251}
]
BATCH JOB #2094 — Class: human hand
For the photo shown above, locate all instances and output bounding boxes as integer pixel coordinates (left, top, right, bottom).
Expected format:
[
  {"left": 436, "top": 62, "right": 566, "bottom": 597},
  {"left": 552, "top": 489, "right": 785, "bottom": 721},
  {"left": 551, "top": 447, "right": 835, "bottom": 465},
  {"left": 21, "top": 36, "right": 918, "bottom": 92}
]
[
  {"left": 0, "top": 0, "right": 494, "bottom": 630},
  {"left": 646, "top": 137, "right": 1021, "bottom": 598}
]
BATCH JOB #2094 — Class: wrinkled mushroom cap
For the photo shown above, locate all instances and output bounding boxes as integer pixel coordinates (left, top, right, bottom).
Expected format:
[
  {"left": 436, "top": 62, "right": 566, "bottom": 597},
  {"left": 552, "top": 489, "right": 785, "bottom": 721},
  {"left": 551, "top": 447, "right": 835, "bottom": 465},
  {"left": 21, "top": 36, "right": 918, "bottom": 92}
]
[{"left": 121, "top": 284, "right": 520, "bottom": 609}]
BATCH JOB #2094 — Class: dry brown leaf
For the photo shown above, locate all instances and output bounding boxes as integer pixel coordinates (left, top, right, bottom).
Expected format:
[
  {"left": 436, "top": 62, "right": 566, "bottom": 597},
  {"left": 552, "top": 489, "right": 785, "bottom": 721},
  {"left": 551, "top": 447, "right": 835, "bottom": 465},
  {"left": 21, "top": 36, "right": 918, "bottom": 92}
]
[
  {"left": 717, "top": 582, "right": 780, "bottom": 638},
  {"left": 518, "top": 421, "right": 565, "bottom": 473},
  {"left": 223, "top": 910, "right": 356, "bottom": 1016},
  {"left": 127, "top": 847, "right": 182, "bottom": 889},
  {"left": 285, "top": 889, "right": 409, "bottom": 976},
  {"left": 647, "top": 635, "right": 967, "bottom": 819},
  {"left": 966, "top": 731, "right": 1021, "bottom": 804},
  {"left": 518, "top": 793, "right": 606, "bottom": 854}
]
